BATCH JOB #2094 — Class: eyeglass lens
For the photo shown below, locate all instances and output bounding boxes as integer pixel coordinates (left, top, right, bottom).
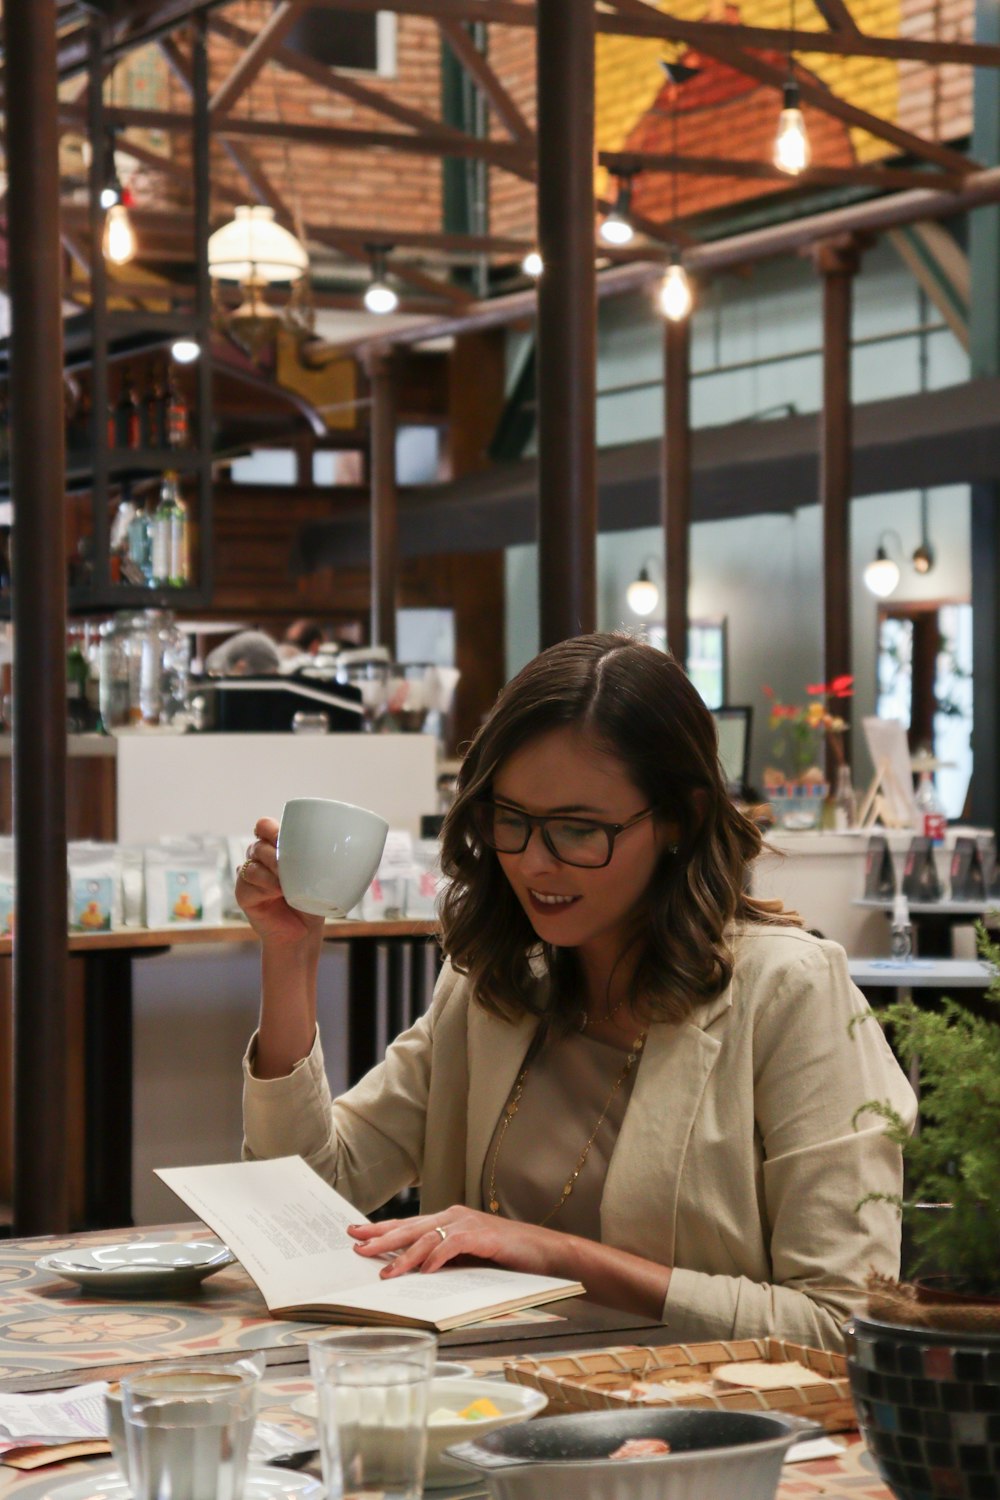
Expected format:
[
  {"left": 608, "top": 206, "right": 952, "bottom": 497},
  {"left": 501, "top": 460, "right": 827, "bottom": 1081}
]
[{"left": 482, "top": 806, "right": 612, "bottom": 867}]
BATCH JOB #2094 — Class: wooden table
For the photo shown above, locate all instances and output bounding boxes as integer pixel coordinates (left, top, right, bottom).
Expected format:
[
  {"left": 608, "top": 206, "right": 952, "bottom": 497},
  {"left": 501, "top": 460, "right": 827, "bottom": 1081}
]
[
  {"left": 0, "top": 922, "right": 440, "bottom": 1230},
  {"left": 0, "top": 1224, "right": 894, "bottom": 1500}
]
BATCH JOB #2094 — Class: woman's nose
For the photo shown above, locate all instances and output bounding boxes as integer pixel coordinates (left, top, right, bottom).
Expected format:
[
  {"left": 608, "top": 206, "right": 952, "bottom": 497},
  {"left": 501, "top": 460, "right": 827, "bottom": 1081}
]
[{"left": 519, "top": 826, "right": 561, "bottom": 874}]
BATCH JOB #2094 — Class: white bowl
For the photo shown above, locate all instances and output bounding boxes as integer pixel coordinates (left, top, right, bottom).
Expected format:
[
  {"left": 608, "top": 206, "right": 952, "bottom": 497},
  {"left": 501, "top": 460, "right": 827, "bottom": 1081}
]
[{"left": 424, "top": 1377, "right": 548, "bottom": 1488}]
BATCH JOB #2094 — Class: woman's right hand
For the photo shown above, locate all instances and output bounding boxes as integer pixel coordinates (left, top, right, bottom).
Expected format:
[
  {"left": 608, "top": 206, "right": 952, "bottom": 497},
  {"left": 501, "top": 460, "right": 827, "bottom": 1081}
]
[{"left": 236, "top": 817, "right": 325, "bottom": 948}]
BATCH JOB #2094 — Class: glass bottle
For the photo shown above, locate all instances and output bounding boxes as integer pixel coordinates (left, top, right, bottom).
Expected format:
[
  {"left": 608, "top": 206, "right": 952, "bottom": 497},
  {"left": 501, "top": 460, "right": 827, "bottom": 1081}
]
[
  {"left": 127, "top": 492, "right": 154, "bottom": 585},
  {"left": 66, "top": 628, "right": 92, "bottom": 733},
  {"left": 915, "top": 770, "right": 946, "bottom": 845},
  {"left": 151, "top": 473, "right": 187, "bottom": 588},
  {"left": 166, "top": 370, "right": 189, "bottom": 449},
  {"left": 141, "top": 363, "right": 167, "bottom": 448},
  {"left": 114, "top": 366, "right": 141, "bottom": 449},
  {"left": 832, "top": 763, "right": 857, "bottom": 831},
  {"left": 890, "top": 892, "right": 912, "bottom": 960}
]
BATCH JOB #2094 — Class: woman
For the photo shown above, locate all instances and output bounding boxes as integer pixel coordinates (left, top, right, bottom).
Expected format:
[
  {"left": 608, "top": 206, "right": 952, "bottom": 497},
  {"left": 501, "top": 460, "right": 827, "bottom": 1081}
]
[{"left": 239, "top": 633, "right": 915, "bottom": 1350}]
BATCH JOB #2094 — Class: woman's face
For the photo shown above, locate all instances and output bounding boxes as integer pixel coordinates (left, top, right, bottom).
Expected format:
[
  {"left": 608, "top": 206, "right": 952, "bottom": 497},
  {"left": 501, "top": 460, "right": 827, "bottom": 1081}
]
[{"left": 490, "top": 725, "right": 672, "bottom": 959}]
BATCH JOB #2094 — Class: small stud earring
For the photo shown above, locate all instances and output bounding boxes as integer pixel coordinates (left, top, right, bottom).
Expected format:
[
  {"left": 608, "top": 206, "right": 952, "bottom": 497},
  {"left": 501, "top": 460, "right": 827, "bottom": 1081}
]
[{"left": 668, "top": 842, "right": 680, "bottom": 855}]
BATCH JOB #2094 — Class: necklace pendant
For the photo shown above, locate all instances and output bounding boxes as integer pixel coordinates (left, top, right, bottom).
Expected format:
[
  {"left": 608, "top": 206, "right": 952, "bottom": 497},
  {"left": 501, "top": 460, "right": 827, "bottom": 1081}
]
[{"left": 489, "top": 1199, "right": 500, "bottom": 1213}]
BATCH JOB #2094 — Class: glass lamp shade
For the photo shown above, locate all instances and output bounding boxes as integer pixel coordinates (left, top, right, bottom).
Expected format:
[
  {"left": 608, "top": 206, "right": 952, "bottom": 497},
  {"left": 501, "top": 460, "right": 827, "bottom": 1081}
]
[
  {"left": 363, "top": 279, "right": 399, "bottom": 315},
  {"left": 170, "top": 338, "right": 201, "bottom": 364},
  {"left": 773, "top": 87, "right": 811, "bottom": 175},
  {"left": 863, "top": 548, "right": 901, "bottom": 598},
  {"left": 207, "top": 206, "right": 309, "bottom": 284},
  {"left": 599, "top": 212, "right": 634, "bottom": 247},
  {"left": 626, "top": 569, "right": 660, "bottom": 617},
  {"left": 658, "top": 262, "right": 693, "bottom": 322},
  {"left": 103, "top": 203, "right": 137, "bottom": 266},
  {"left": 912, "top": 541, "right": 935, "bottom": 574},
  {"left": 521, "top": 249, "right": 543, "bottom": 278}
]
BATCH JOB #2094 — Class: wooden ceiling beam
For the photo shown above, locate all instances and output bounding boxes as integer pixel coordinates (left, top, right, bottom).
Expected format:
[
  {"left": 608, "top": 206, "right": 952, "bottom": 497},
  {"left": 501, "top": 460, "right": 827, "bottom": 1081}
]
[
  {"left": 602, "top": 149, "right": 964, "bottom": 193},
  {"left": 208, "top": 1, "right": 308, "bottom": 119},
  {"left": 437, "top": 18, "right": 534, "bottom": 143},
  {"left": 308, "top": 228, "right": 475, "bottom": 308},
  {"left": 812, "top": 0, "right": 861, "bottom": 35},
  {"left": 208, "top": 15, "right": 474, "bottom": 150},
  {"left": 100, "top": 105, "right": 535, "bottom": 174}
]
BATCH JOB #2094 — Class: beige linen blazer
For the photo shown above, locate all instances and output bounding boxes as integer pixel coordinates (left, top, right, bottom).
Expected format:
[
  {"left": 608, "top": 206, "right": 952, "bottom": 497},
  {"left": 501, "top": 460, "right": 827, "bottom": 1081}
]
[{"left": 243, "top": 924, "right": 916, "bottom": 1351}]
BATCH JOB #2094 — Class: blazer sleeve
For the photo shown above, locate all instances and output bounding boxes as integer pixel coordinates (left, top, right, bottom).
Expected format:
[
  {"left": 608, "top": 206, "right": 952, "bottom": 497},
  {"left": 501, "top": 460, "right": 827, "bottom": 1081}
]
[
  {"left": 662, "top": 940, "right": 918, "bottom": 1348},
  {"left": 242, "top": 960, "right": 463, "bottom": 1215}
]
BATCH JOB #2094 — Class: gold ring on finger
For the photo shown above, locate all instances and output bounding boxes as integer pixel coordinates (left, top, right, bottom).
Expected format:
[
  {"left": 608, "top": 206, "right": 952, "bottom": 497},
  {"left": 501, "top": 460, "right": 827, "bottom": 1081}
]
[{"left": 434, "top": 1225, "right": 447, "bottom": 1244}]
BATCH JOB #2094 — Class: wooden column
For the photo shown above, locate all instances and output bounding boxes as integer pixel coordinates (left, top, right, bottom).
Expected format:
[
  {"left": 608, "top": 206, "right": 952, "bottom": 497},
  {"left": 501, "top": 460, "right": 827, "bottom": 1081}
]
[
  {"left": 535, "top": 0, "right": 596, "bottom": 646},
  {"left": 367, "top": 352, "right": 398, "bottom": 656},
  {"left": 5, "top": 0, "right": 70, "bottom": 1233},
  {"left": 662, "top": 314, "right": 691, "bottom": 665},
  {"left": 816, "top": 238, "right": 860, "bottom": 780}
]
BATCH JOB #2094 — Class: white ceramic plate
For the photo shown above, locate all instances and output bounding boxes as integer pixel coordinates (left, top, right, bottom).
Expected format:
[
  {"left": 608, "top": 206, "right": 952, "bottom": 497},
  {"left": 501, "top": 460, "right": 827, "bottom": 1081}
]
[
  {"left": 36, "top": 1463, "right": 321, "bottom": 1500},
  {"left": 293, "top": 1376, "right": 546, "bottom": 1489},
  {"left": 36, "top": 1240, "right": 235, "bottom": 1295}
]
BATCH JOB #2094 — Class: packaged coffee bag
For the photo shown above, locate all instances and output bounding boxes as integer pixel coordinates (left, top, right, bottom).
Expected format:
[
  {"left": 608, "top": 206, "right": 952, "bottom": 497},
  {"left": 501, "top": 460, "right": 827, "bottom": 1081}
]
[{"left": 67, "top": 842, "right": 123, "bottom": 931}]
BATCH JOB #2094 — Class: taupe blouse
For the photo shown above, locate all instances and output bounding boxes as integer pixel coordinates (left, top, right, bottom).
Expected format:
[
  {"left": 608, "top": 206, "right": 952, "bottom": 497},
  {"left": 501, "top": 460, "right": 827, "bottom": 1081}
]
[{"left": 480, "top": 1028, "right": 640, "bottom": 1242}]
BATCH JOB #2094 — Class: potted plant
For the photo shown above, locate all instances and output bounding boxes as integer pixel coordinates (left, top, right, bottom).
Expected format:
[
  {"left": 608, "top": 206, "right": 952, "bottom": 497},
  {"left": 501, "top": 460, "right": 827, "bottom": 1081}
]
[{"left": 844, "top": 924, "right": 1000, "bottom": 1500}]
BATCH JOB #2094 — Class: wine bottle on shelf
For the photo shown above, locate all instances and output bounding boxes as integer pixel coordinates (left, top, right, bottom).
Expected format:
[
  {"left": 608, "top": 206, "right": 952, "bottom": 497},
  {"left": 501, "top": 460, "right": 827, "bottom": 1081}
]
[
  {"left": 141, "top": 364, "right": 167, "bottom": 449},
  {"left": 166, "top": 369, "right": 190, "bottom": 449},
  {"left": 115, "top": 366, "right": 141, "bottom": 449},
  {"left": 128, "top": 491, "right": 155, "bottom": 585},
  {"left": 0, "top": 392, "right": 9, "bottom": 469}
]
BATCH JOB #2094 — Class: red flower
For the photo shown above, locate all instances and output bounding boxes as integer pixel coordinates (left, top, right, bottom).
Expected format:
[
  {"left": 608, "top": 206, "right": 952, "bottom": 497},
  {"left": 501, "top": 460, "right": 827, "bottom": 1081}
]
[
  {"left": 830, "top": 674, "right": 854, "bottom": 697},
  {"left": 805, "top": 683, "right": 826, "bottom": 696}
]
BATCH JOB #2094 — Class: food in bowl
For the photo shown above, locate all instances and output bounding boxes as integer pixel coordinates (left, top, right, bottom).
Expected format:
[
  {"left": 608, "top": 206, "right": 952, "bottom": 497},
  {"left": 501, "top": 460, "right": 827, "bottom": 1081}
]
[{"left": 609, "top": 1438, "right": 672, "bottom": 1459}]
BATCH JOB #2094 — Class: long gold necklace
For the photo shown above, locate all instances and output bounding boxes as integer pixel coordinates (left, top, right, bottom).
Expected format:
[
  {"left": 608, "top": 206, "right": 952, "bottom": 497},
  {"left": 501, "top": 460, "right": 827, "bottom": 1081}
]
[{"left": 487, "top": 1031, "right": 647, "bottom": 1226}]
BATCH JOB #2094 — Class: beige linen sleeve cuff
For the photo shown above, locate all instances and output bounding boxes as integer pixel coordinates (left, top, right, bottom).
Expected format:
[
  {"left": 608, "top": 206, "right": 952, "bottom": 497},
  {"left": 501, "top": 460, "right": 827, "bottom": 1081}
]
[{"left": 242, "top": 1027, "right": 335, "bottom": 1162}]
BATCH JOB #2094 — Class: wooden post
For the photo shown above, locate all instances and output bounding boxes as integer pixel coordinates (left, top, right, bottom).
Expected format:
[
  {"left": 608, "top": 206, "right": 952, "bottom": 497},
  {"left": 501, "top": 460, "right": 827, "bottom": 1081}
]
[
  {"left": 815, "top": 237, "right": 860, "bottom": 781},
  {"left": 663, "top": 314, "right": 691, "bottom": 664},
  {"left": 367, "top": 352, "right": 398, "bottom": 656},
  {"left": 5, "top": 0, "right": 71, "bottom": 1233},
  {"left": 535, "top": 0, "right": 596, "bottom": 646}
]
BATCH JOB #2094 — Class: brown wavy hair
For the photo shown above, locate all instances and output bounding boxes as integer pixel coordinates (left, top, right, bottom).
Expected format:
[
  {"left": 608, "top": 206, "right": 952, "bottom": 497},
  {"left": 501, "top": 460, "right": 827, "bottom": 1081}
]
[{"left": 439, "top": 632, "right": 799, "bottom": 1027}]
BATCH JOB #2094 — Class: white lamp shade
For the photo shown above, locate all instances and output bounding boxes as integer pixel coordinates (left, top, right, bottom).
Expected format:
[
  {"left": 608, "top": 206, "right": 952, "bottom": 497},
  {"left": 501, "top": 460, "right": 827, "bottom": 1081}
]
[
  {"left": 626, "top": 573, "right": 660, "bottom": 616},
  {"left": 364, "top": 280, "right": 399, "bottom": 315},
  {"left": 599, "top": 213, "right": 634, "bottom": 247},
  {"left": 170, "top": 338, "right": 201, "bottom": 364},
  {"left": 207, "top": 206, "right": 309, "bottom": 284},
  {"left": 864, "top": 551, "right": 901, "bottom": 598},
  {"left": 521, "top": 249, "right": 543, "bottom": 278}
]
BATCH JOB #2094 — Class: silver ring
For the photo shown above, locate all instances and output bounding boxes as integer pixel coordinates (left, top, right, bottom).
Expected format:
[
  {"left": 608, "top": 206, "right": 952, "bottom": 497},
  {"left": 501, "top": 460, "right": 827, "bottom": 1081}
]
[{"left": 433, "top": 1225, "right": 447, "bottom": 1244}]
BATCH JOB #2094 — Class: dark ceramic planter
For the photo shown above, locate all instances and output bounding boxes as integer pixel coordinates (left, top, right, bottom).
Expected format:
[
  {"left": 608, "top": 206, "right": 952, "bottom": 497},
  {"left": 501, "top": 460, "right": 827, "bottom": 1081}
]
[{"left": 845, "top": 1312, "right": 1000, "bottom": 1500}]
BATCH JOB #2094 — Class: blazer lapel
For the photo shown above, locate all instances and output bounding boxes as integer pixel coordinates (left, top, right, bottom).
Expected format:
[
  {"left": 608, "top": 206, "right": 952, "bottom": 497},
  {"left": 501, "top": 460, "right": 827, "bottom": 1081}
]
[
  {"left": 464, "top": 1003, "right": 540, "bottom": 1208},
  {"left": 600, "top": 985, "right": 732, "bottom": 1261}
]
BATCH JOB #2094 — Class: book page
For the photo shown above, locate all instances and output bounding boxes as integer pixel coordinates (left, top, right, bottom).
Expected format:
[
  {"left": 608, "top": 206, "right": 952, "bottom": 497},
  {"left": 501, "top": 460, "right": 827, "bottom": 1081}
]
[
  {"left": 157, "top": 1157, "right": 385, "bottom": 1309},
  {"left": 157, "top": 1157, "right": 584, "bottom": 1327}
]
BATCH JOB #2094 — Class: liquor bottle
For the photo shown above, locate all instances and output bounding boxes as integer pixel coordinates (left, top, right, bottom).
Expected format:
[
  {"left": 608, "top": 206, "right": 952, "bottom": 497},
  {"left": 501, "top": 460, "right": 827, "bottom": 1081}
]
[
  {"left": 890, "top": 892, "right": 912, "bottom": 960},
  {"left": 151, "top": 472, "right": 187, "bottom": 588},
  {"left": 141, "top": 364, "right": 167, "bottom": 448},
  {"left": 66, "top": 632, "right": 93, "bottom": 733},
  {"left": 915, "top": 770, "right": 946, "bottom": 845},
  {"left": 166, "top": 369, "right": 190, "bottom": 449},
  {"left": 0, "top": 391, "right": 8, "bottom": 469},
  {"left": 832, "top": 763, "right": 857, "bottom": 831},
  {"left": 114, "top": 366, "right": 141, "bottom": 449},
  {"left": 128, "top": 492, "right": 155, "bottom": 585}
]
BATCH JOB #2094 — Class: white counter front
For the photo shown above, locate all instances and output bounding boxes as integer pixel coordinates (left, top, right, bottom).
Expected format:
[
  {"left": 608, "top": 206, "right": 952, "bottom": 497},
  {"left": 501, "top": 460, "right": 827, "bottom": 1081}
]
[{"left": 115, "top": 732, "right": 439, "bottom": 843}]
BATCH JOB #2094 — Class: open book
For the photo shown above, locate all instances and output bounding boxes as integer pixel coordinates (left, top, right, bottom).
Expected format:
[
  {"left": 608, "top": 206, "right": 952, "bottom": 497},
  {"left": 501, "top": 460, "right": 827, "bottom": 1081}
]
[{"left": 157, "top": 1157, "right": 585, "bottom": 1332}]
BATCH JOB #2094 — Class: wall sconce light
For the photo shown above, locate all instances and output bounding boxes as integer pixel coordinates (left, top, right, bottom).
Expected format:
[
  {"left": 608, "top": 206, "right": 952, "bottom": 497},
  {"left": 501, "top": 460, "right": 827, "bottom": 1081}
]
[
  {"left": 599, "top": 175, "right": 635, "bottom": 247},
  {"left": 170, "top": 338, "right": 201, "bottom": 364},
  {"left": 626, "top": 558, "right": 662, "bottom": 617},
  {"left": 863, "top": 530, "right": 903, "bottom": 598},
  {"left": 912, "top": 491, "right": 935, "bottom": 575},
  {"left": 521, "top": 249, "right": 543, "bottom": 278},
  {"left": 363, "top": 244, "right": 399, "bottom": 315}
]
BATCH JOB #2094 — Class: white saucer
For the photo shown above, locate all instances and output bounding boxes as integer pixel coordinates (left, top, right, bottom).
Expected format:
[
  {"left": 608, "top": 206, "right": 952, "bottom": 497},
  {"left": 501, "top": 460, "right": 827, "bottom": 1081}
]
[
  {"left": 36, "top": 1463, "right": 321, "bottom": 1500},
  {"left": 36, "top": 1240, "right": 235, "bottom": 1296}
]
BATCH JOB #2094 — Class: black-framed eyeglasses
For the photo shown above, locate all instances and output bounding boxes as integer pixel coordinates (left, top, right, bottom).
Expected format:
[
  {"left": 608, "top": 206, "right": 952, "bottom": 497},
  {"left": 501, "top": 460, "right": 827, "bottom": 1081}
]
[{"left": 472, "top": 800, "right": 654, "bottom": 869}]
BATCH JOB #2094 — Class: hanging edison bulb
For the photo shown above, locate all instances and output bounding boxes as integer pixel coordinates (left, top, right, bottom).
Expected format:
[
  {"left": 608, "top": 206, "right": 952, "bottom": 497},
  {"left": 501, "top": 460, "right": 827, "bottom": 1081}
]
[
  {"left": 658, "top": 259, "right": 693, "bottom": 322},
  {"left": 103, "top": 201, "right": 137, "bottom": 266},
  {"left": 774, "top": 80, "right": 810, "bottom": 176}
]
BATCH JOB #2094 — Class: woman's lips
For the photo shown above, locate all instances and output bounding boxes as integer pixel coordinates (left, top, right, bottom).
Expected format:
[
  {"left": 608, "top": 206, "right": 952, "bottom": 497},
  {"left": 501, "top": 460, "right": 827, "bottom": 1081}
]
[{"left": 527, "top": 890, "right": 581, "bottom": 916}]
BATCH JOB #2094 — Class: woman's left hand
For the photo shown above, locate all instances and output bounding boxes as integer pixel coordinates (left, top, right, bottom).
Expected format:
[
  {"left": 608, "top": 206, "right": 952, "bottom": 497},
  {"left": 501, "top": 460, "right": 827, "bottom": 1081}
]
[{"left": 347, "top": 1208, "right": 571, "bottom": 1280}]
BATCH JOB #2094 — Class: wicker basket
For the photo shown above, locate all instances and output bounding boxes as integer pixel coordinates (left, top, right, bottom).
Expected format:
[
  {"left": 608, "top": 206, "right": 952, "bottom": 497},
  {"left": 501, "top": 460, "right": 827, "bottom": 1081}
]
[{"left": 504, "top": 1336, "right": 854, "bottom": 1433}]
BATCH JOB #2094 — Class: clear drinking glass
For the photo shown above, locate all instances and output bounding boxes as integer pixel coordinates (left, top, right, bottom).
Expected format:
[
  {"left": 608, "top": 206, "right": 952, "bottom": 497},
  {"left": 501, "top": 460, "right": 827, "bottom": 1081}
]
[
  {"left": 308, "top": 1329, "right": 438, "bottom": 1500},
  {"left": 121, "top": 1361, "right": 259, "bottom": 1500}
]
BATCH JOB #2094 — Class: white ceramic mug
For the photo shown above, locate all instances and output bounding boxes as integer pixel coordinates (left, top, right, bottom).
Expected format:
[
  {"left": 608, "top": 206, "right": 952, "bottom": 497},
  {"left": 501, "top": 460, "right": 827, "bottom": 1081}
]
[{"left": 277, "top": 797, "right": 388, "bottom": 917}]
